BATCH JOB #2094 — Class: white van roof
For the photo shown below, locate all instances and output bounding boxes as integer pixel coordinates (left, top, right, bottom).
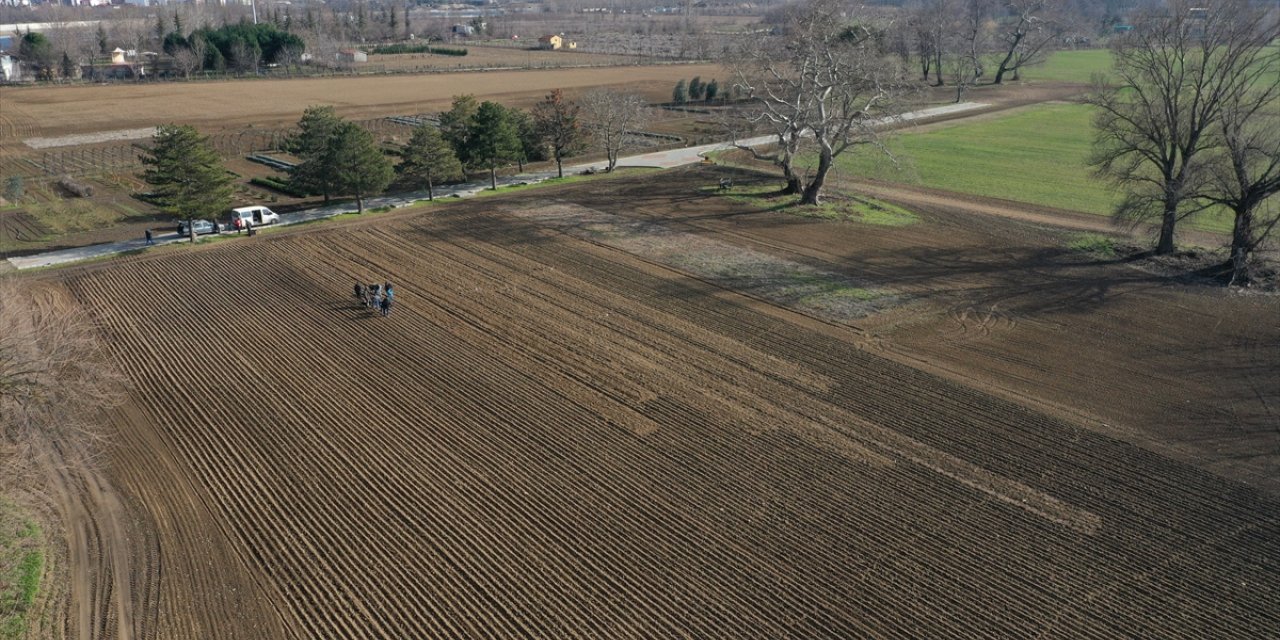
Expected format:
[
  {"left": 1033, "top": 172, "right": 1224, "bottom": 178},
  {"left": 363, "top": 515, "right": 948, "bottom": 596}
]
[{"left": 232, "top": 206, "right": 269, "bottom": 214}]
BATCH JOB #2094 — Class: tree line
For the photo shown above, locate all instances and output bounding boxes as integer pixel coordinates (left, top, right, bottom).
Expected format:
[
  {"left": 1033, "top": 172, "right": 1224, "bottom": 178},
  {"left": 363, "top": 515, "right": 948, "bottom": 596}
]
[{"left": 140, "top": 87, "right": 652, "bottom": 235}]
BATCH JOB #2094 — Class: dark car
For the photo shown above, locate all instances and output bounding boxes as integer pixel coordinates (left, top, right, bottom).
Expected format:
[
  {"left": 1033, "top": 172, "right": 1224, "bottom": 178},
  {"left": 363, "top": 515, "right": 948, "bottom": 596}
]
[{"left": 176, "top": 219, "right": 216, "bottom": 236}]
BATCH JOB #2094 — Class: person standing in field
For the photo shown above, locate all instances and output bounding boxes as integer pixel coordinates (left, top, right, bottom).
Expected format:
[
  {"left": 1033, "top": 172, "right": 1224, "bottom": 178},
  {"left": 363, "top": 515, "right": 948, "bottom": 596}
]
[
  {"left": 144, "top": 228, "right": 154, "bottom": 245},
  {"left": 381, "top": 283, "right": 394, "bottom": 317}
]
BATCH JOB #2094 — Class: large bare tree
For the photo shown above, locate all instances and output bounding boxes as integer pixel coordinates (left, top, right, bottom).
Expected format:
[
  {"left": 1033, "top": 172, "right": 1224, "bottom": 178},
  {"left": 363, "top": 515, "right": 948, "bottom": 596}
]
[
  {"left": 1204, "top": 50, "right": 1280, "bottom": 284},
  {"left": 0, "top": 281, "right": 123, "bottom": 480},
  {"left": 992, "top": 0, "right": 1065, "bottom": 84},
  {"left": 1087, "top": 0, "right": 1279, "bottom": 255},
  {"left": 579, "top": 89, "right": 649, "bottom": 172},
  {"left": 729, "top": 0, "right": 914, "bottom": 205}
]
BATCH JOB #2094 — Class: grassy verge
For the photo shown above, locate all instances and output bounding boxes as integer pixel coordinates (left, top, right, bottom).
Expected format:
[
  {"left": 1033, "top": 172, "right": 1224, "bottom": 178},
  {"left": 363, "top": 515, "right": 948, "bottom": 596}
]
[
  {"left": 1066, "top": 232, "right": 1119, "bottom": 258},
  {"left": 704, "top": 182, "right": 919, "bottom": 226},
  {"left": 0, "top": 500, "right": 44, "bottom": 640}
]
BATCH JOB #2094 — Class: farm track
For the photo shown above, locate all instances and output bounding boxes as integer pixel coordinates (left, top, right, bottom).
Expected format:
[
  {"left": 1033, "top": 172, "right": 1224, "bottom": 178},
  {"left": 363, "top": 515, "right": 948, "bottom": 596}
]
[{"left": 49, "top": 200, "right": 1280, "bottom": 638}]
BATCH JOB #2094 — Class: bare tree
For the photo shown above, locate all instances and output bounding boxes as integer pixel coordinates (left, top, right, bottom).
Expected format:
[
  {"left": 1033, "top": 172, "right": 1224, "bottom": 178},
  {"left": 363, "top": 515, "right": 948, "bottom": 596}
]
[
  {"left": 579, "top": 88, "right": 649, "bottom": 171},
  {"left": 728, "top": 0, "right": 915, "bottom": 205},
  {"left": 172, "top": 38, "right": 206, "bottom": 79},
  {"left": 992, "top": 0, "right": 1065, "bottom": 84},
  {"left": 0, "top": 280, "right": 124, "bottom": 481},
  {"left": 1088, "top": 0, "right": 1279, "bottom": 255},
  {"left": 1203, "top": 47, "right": 1280, "bottom": 283}
]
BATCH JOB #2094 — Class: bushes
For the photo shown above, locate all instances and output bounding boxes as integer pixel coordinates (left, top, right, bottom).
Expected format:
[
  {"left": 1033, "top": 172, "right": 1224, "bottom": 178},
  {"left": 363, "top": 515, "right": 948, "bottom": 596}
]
[
  {"left": 369, "top": 43, "right": 467, "bottom": 56},
  {"left": 250, "top": 176, "right": 309, "bottom": 197}
]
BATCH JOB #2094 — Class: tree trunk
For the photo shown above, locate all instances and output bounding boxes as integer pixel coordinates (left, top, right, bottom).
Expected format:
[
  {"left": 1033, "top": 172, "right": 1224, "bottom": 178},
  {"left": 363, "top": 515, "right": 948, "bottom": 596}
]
[
  {"left": 555, "top": 152, "right": 563, "bottom": 179},
  {"left": 356, "top": 193, "right": 365, "bottom": 213},
  {"left": 426, "top": 172, "right": 434, "bottom": 201},
  {"left": 490, "top": 164, "right": 497, "bottom": 190},
  {"left": 1156, "top": 199, "right": 1177, "bottom": 255},
  {"left": 799, "top": 150, "right": 833, "bottom": 206},
  {"left": 994, "top": 32, "right": 1021, "bottom": 85},
  {"left": 188, "top": 225, "right": 196, "bottom": 243},
  {"left": 1229, "top": 204, "right": 1255, "bottom": 283}
]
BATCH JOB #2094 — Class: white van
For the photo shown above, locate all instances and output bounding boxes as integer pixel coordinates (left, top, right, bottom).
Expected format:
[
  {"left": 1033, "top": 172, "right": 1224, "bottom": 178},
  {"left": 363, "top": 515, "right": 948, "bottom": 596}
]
[{"left": 229, "top": 206, "right": 280, "bottom": 228}]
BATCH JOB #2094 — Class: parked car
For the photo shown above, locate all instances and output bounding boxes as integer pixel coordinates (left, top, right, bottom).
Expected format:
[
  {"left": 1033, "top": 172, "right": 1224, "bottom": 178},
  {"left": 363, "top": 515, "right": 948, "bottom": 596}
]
[
  {"left": 229, "top": 206, "right": 280, "bottom": 229},
  {"left": 176, "top": 219, "right": 216, "bottom": 236}
]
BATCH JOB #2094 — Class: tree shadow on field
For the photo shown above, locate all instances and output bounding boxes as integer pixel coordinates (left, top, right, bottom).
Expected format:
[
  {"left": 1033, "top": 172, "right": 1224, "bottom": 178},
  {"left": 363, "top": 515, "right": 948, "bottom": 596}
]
[{"left": 826, "top": 242, "right": 1177, "bottom": 316}]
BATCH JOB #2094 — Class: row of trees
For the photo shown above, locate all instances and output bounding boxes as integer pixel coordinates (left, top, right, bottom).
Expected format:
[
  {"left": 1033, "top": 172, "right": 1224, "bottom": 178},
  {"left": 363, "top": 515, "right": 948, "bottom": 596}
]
[
  {"left": 672, "top": 77, "right": 721, "bottom": 104},
  {"left": 720, "top": 0, "right": 1278, "bottom": 281},
  {"left": 140, "top": 86, "right": 652, "bottom": 228},
  {"left": 1088, "top": 0, "right": 1279, "bottom": 282}
]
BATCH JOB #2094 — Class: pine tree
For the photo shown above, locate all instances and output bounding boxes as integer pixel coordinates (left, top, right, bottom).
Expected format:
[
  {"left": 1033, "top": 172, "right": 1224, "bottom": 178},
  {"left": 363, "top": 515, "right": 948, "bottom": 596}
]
[
  {"left": 96, "top": 23, "right": 108, "bottom": 56},
  {"left": 327, "top": 122, "right": 394, "bottom": 213},
  {"left": 287, "top": 105, "right": 343, "bottom": 203},
  {"left": 399, "top": 124, "right": 463, "bottom": 201},
  {"left": 141, "top": 125, "right": 234, "bottom": 242},
  {"left": 404, "top": 4, "right": 412, "bottom": 39},
  {"left": 389, "top": 5, "right": 398, "bottom": 32},
  {"left": 468, "top": 102, "right": 521, "bottom": 190},
  {"left": 439, "top": 94, "right": 480, "bottom": 164},
  {"left": 705, "top": 78, "right": 719, "bottom": 102},
  {"left": 673, "top": 79, "right": 687, "bottom": 104},
  {"left": 688, "top": 76, "right": 705, "bottom": 101}
]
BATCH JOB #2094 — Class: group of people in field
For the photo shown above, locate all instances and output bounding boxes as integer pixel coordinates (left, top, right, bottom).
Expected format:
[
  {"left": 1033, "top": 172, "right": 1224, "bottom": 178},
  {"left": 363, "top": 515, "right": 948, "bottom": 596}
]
[{"left": 355, "top": 281, "right": 395, "bottom": 317}]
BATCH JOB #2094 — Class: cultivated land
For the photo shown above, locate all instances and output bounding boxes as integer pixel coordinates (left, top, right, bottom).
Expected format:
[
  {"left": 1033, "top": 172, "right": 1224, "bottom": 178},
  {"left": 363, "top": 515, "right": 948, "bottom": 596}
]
[
  {"left": 0, "top": 63, "right": 723, "bottom": 139},
  {"left": 24, "top": 167, "right": 1280, "bottom": 638}
]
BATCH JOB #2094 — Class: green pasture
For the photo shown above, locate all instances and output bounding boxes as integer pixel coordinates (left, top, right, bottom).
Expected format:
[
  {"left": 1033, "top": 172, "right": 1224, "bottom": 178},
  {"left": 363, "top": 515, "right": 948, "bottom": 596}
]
[
  {"left": 1022, "top": 49, "right": 1113, "bottom": 84},
  {"left": 829, "top": 102, "right": 1236, "bottom": 233}
]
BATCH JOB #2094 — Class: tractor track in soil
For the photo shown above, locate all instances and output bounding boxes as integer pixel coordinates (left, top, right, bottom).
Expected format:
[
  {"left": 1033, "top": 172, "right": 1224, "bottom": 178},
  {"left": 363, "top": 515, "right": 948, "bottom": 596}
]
[{"left": 22, "top": 168, "right": 1280, "bottom": 638}]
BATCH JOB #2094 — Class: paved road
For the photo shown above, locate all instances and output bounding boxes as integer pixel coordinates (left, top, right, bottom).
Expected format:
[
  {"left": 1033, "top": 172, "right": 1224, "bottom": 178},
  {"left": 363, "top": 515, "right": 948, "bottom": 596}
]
[{"left": 7, "top": 102, "right": 988, "bottom": 271}]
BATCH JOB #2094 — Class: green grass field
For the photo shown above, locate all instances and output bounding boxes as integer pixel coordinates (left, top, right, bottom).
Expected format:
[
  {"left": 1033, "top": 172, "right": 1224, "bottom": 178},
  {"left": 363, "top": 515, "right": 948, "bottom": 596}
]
[
  {"left": 829, "top": 102, "right": 1238, "bottom": 233},
  {"left": 1021, "top": 49, "right": 1113, "bottom": 84}
]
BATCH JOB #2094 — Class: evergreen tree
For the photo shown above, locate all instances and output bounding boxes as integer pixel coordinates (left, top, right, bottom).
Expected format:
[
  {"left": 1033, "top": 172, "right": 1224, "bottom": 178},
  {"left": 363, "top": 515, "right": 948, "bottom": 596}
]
[
  {"left": 404, "top": 4, "right": 412, "bottom": 39},
  {"left": 468, "top": 102, "right": 521, "bottom": 190},
  {"left": 60, "top": 52, "right": 75, "bottom": 79},
  {"left": 510, "top": 108, "right": 545, "bottom": 171},
  {"left": 141, "top": 125, "right": 234, "bottom": 242},
  {"left": 389, "top": 5, "right": 398, "bottom": 32},
  {"left": 399, "top": 124, "right": 463, "bottom": 201},
  {"left": 672, "top": 79, "right": 687, "bottom": 104},
  {"left": 439, "top": 94, "right": 480, "bottom": 164},
  {"left": 155, "top": 14, "right": 167, "bottom": 42},
  {"left": 688, "top": 76, "right": 705, "bottom": 101},
  {"left": 705, "top": 78, "right": 719, "bottom": 101},
  {"left": 327, "top": 122, "right": 393, "bottom": 213},
  {"left": 97, "top": 23, "right": 108, "bottom": 56},
  {"left": 173, "top": 10, "right": 183, "bottom": 37},
  {"left": 287, "top": 105, "right": 344, "bottom": 202}
]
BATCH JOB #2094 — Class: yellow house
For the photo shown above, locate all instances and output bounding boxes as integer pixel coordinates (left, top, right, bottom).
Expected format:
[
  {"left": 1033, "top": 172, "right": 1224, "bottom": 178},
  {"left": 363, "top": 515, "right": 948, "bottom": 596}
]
[{"left": 538, "top": 34, "right": 562, "bottom": 50}]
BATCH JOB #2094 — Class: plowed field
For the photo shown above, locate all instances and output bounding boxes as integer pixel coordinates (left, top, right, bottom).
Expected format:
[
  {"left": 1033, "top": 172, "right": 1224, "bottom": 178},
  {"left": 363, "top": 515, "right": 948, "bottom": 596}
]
[{"left": 36, "top": 169, "right": 1280, "bottom": 638}]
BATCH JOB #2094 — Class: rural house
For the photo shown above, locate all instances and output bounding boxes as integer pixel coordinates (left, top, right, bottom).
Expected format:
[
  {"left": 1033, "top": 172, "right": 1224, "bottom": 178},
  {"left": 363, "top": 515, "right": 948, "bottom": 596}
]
[{"left": 537, "top": 34, "right": 577, "bottom": 50}]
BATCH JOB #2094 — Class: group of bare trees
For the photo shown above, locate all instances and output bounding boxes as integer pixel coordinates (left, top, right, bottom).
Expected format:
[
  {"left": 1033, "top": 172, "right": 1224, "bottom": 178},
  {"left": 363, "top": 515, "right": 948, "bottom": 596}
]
[
  {"left": 726, "top": 0, "right": 915, "bottom": 206},
  {"left": 903, "top": 0, "right": 1072, "bottom": 97},
  {"left": 1088, "top": 0, "right": 1279, "bottom": 282}
]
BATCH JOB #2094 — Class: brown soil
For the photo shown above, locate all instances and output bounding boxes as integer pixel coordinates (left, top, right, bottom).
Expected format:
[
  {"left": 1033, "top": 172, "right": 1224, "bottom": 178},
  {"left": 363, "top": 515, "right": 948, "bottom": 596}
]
[
  {"left": 25, "top": 166, "right": 1279, "bottom": 638},
  {"left": 0, "top": 64, "right": 725, "bottom": 141}
]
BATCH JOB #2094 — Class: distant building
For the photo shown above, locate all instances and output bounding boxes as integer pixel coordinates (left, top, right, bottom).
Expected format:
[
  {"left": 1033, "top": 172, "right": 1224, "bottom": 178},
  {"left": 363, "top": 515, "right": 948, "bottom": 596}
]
[
  {"left": 452, "top": 24, "right": 475, "bottom": 36},
  {"left": 1, "top": 54, "right": 21, "bottom": 82},
  {"left": 337, "top": 49, "right": 368, "bottom": 63},
  {"left": 538, "top": 34, "right": 562, "bottom": 50},
  {"left": 111, "top": 47, "right": 127, "bottom": 64}
]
